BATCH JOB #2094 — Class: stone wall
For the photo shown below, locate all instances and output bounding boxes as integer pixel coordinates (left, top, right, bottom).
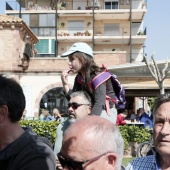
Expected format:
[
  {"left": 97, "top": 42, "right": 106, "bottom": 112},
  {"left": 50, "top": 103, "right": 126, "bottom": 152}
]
[
  {"left": 0, "top": 28, "right": 22, "bottom": 71},
  {"left": 28, "top": 52, "right": 127, "bottom": 72}
]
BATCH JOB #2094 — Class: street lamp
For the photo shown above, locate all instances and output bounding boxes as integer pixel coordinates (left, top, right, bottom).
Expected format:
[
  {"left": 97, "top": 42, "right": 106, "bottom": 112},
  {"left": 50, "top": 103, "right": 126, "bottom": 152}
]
[
  {"left": 142, "top": 44, "right": 146, "bottom": 55},
  {"left": 142, "top": 44, "right": 146, "bottom": 62}
]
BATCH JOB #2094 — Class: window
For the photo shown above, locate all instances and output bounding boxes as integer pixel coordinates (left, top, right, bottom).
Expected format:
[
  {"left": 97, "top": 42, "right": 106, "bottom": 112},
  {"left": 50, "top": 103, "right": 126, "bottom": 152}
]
[
  {"left": 30, "top": 14, "right": 39, "bottom": 27},
  {"left": 22, "top": 14, "right": 30, "bottom": 26},
  {"left": 47, "top": 14, "right": 55, "bottom": 26},
  {"left": 22, "top": 14, "right": 55, "bottom": 36},
  {"left": 39, "top": 14, "right": 46, "bottom": 26},
  {"left": 27, "top": 1, "right": 34, "bottom": 8},
  {"left": 132, "top": 22, "right": 142, "bottom": 35},
  {"left": 39, "top": 14, "right": 55, "bottom": 27},
  {"left": 105, "top": 0, "right": 118, "bottom": 9},
  {"left": 35, "top": 39, "right": 55, "bottom": 55},
  {"left": 31, "top": 28, "right": 38, "bottom": 36},
  {"left": 68, "top": 20, "right": 84, "bottom": 35},
  {"left": 104, "top": 23, "right": 119, "bottom": 36},
  {"left": 73, "top": 2, "right": 86, "bottom": 10}
]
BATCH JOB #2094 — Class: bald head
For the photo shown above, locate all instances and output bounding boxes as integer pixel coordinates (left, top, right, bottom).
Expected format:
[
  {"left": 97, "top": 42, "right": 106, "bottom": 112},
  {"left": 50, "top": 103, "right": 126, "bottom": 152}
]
[{"left": 61, "top": 116, "right": 124, "bottom": 170}]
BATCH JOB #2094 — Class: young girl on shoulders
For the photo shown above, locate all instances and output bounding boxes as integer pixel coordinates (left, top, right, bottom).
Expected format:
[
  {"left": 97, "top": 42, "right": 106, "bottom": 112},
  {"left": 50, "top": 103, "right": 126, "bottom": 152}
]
[{"left": 61, "top": 42, "right": 117, "bottom": 123}]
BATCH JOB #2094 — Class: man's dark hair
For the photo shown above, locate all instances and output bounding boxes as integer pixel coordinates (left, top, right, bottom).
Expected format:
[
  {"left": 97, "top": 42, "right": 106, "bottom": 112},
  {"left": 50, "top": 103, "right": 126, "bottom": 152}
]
[{"left": 0, "top": 75, "right": 25, "bottom": 122}]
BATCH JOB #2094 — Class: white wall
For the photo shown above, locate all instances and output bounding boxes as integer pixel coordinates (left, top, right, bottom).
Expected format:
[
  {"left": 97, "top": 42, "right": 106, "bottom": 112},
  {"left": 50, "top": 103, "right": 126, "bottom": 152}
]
[{"left": 20, "top": 74, "right": 76, "bottom": 117}]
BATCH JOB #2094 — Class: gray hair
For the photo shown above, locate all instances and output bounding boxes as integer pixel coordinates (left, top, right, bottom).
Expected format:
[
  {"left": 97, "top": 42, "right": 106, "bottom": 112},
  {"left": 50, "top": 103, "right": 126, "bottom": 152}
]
[
  {"left": 153, "top": 92, "right": 170, "bottom": 121},
  {"left": 64, "top": 116, "right": 124, "bottom": 170},
  {"left": 70, "top": 91, "right": 92, "bottom": 105}
]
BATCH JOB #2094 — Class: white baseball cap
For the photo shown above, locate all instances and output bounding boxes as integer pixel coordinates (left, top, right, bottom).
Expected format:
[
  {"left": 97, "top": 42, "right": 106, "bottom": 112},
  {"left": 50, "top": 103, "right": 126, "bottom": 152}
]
[{"left": 61, "top": 42, "right": 93, "bottom": 57}]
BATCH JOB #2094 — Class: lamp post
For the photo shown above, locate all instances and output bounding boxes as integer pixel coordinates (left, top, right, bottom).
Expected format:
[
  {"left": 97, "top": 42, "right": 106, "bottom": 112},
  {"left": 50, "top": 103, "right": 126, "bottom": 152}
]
[
  {"left": 142, "top": 44, "right": 146, "bottom": 62},
  {"left": 142, "top": 44, "right": 146, "bottom": 55}
]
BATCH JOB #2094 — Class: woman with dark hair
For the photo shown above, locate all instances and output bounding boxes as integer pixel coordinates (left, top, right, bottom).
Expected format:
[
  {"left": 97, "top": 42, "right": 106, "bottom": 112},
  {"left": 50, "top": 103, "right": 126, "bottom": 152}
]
[{"left": 61, "top": 42, "right": 117, "bottom": 123}]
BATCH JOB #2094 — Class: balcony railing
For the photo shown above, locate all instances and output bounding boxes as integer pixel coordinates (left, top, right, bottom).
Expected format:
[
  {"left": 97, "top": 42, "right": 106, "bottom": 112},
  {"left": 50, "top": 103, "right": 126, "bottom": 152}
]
[
  {"left": 6, "top": 0, "right": 147, "bottom": 11},
  {"left": 30, "top": 26, "right": 146, "bottom": 37}
]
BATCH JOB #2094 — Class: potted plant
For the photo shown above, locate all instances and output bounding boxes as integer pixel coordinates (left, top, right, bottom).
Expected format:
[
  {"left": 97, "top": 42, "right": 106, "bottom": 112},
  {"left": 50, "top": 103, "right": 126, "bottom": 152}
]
[
  {"left": 77, "top": 32, "right": 81, "bottom": 36},
  {"left": 61, "top": 2, "right": 66, "bottom": 7},
  {"left": 61, "top": 22, "right": 65, "bottom": 28},
  {"left": 87, "top": 22, "right": 91, "bottom": 26},
  {"left": 95, "top": 31, "right": 102, "bottom": 36},
  {"left": 137, "top": 31, "right": 144, "bottom": 35},
  {"left": 85, "top": 30, "right": 90, "bottom": 36}
]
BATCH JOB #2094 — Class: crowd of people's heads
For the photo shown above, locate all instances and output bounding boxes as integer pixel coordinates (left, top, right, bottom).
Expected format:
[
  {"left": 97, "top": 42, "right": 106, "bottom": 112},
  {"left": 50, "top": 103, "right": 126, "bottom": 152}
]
[{"left": 2, "top": 48, "right": 170, "bottom": 170}]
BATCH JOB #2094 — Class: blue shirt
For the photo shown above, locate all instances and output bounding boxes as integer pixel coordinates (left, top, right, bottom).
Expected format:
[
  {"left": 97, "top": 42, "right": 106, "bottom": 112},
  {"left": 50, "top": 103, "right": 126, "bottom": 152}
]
[
  {"left": 45, "top": 115, "right": 55, "bottom": 121},
  {"left": 126, "top": 154, "right": 161, "bottom": 170},
  {"left": 140, "top": 112, "right": 153, "bottom": 128}
]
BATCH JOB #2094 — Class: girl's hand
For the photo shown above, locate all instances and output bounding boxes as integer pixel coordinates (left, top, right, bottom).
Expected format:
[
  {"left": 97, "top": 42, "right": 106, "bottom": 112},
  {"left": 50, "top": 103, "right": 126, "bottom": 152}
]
[
  {"left": 56, "top": 156, "right": 63, "bottom": 170},
  {"left": 61, "top": 71, "right": 69, "bottom": 85}
]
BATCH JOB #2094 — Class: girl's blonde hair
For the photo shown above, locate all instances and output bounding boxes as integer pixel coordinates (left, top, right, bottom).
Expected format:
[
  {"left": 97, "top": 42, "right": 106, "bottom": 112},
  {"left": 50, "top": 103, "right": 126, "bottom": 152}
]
[{"left": 53, "top": 108, "right": 61, "bottom": 117}]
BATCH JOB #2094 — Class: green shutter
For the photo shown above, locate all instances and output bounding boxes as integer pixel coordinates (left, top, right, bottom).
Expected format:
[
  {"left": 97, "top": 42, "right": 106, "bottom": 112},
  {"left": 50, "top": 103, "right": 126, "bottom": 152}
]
[
  {"left": 51, "top": 39, "right": 55, "bottom": 54},
  {"left": 35, "top": 39, "right": 49, "bottom": 54}
]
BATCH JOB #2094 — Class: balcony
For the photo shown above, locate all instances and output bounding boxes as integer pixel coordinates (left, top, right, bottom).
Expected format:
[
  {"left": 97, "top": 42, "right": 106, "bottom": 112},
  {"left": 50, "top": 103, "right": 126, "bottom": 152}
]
[
  {"left": 31, "top": 26, "right": 146, "bottom": 45},
  {"left": 6, "top": 0, "right": 147, "bottom": 20}
]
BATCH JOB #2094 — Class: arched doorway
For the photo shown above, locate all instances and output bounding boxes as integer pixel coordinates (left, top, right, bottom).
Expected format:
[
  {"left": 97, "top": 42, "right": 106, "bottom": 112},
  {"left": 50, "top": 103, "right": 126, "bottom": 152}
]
[{"left": 39, "top": 87, "right": 68, "bottom": 115}]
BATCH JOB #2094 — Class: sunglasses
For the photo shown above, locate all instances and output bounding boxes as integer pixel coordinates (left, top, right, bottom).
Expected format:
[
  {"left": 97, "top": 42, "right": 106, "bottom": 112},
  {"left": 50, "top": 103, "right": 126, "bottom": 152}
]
[
  {"left": 57, "top": 152, "right": 110, "bottom": 170},
  {"left": 68, "top": 102, "right": 90, "bottom": 110}
]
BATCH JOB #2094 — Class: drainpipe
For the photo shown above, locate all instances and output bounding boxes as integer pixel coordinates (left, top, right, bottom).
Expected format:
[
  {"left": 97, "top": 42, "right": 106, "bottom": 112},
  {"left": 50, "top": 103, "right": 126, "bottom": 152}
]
[
  {"left": 130, "top": 0, "right": 132, "bottom": 63},
  {"left": 19, "top": 0, "right": 21, "bottom": 18},
  {"left": 92, "top": 0, "right": 94, "bottom": 50},
  {"left": 55, "top": 0, "right": 58, "bottom": 57}
]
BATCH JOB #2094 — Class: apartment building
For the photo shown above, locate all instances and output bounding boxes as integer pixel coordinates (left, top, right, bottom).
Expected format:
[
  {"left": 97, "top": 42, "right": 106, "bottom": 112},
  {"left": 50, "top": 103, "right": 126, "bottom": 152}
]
[
  {"left": 6, "top": 0, "right": 147, "bottom": 61},
  {"left": 4, "top": 0, "right": 167, "bottom": 118}
]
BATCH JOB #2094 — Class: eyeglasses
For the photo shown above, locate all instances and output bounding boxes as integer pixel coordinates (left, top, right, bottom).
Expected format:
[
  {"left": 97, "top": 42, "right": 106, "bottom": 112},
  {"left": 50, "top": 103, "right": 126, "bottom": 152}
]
[
  {"left": 57, "top": 152, "right": 110, "bottom": 170},
  {"left": 68, "top": 102, "right": 90, "bottom": 110}
]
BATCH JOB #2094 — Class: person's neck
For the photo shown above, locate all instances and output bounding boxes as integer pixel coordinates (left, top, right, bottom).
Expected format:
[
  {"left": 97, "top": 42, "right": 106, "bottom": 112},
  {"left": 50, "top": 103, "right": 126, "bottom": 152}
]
[
  {"left": 79, "top": 71, "right": 85, "bottom": 78},
  {"left": 0, "top": 123, "right": 24, "bottom": 151},
  {"left": 159, "top": 154, "right": 170, "bottom": 169}
]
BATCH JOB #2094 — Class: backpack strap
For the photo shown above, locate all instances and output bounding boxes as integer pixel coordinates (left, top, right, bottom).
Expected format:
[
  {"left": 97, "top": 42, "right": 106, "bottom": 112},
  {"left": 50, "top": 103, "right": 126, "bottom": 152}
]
[
  {"left": 77, "top": 75, "right": 82, "bottom": 84},
  {"left": 91, "top": 71, "right": 117, "bottom": 116},
  {"left": 91, "top": 72, "right": 111, "bottom": 90},
  {"left": 105, "top": 95, "right": 117, "bottom": 116}
]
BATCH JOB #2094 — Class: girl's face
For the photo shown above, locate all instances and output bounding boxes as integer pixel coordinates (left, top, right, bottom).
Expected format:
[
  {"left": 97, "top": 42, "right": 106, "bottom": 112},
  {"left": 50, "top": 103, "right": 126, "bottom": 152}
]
[{"left": 68, "top": 54, "right": 82, "bottom": 73}]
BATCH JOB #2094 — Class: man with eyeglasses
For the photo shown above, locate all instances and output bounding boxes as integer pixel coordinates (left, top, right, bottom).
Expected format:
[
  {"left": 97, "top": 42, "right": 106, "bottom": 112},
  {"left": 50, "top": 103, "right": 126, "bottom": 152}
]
[
  {"left": 58, "top": 115, "right": 124, "bottom": 170},
  {"left": 54, "top": 91, "right": 92, "bottom": 169}
]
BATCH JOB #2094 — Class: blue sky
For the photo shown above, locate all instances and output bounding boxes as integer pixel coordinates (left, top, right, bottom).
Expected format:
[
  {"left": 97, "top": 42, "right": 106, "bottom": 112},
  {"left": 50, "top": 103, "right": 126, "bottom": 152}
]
[{"left": 0, "top": 0, "right": 170, "bottom": 61}]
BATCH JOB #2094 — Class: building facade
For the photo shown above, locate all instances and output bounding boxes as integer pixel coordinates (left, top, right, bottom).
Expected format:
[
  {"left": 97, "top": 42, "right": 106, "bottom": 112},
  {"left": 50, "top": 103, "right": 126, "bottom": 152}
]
[
  {"left": 6, "top": 0, "right": 147, "bottom": 62},
  {"left": 2, "top": 0, "right": 167, "bottom": 118}
]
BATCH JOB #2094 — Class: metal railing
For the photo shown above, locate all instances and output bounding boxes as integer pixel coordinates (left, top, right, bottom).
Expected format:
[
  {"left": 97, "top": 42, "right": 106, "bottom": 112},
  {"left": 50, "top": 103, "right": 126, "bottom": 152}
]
[
  {"left": 6, "top": 0, "right": 147, "bottom": 11},
  {"left": 30, "top": 26, "right": 146, "bottom": 37}
]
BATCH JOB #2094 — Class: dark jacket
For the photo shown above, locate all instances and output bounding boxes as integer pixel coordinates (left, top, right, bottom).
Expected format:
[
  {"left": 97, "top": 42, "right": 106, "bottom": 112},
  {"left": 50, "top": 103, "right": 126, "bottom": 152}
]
[
  {"left": 66, "top": 73, "right": 116, "bottom": 115},
  {"left": 0, "top": 127, "right": 56, "bottom": 170}
]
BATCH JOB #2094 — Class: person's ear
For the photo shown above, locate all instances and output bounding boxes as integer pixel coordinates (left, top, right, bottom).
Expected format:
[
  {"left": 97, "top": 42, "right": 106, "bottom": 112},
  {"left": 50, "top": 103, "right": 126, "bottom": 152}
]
[
  {"left": 87, "top": 105, "right": 92, "bottom": 115},
  {"left": 0, "top": 105, "right": 8, "bottom": 123},
  {"left": 106, "top": 153, "right": 117, "bottom": 169}
]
